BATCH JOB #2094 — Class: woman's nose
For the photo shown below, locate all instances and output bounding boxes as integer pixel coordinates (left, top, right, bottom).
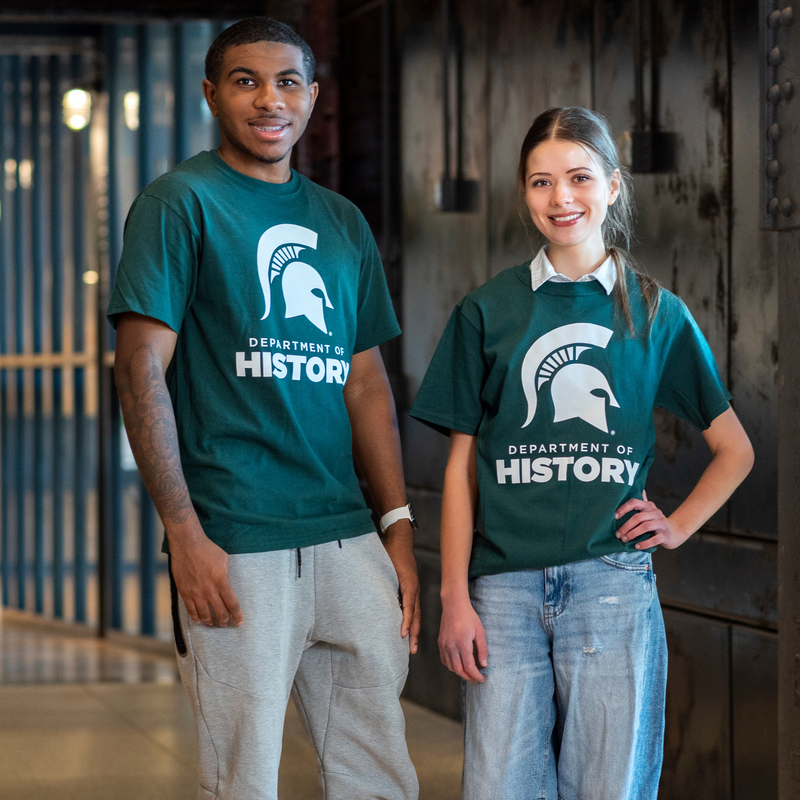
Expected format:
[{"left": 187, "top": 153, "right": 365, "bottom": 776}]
[{"left": 551, "top": 182, "right": 573, "bottom": 206}]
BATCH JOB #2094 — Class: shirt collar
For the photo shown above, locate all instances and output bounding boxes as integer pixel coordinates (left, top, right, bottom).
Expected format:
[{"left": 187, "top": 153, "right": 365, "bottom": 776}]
[{"left": 529, "top": 247, "right": 617, "bottom": 295}]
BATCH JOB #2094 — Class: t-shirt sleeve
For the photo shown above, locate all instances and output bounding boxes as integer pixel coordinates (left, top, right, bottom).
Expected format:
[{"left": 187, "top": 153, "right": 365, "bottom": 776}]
[
  {"left": 106, "top": 193, "right": 199, "bottom": 332},
  {"left": 409, "top": 302, "right": 489, "bottom": 436},
  {"left": 352, "top": 212, "right": 401, "bottom": 353},
  {"left": 654, "top": 299, "right": 732, "bottom": 429}
]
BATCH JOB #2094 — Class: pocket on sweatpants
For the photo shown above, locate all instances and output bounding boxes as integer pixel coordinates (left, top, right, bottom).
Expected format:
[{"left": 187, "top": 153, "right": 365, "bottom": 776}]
[
  {"left": 364, "top": 532, "right": 402, "bottom": 596},
  {"left": 168, "top": 556, "right": 188, "bottom": 657}
]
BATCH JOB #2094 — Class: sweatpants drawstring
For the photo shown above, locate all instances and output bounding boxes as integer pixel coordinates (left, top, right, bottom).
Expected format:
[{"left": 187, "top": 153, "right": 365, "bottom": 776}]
[{"left": 298, "top": 541, "right": 341, "bottom": 578}]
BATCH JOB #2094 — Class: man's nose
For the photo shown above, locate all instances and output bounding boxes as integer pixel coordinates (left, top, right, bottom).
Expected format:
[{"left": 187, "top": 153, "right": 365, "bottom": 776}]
[{"left": 255, "top": 82, "right": 284, "bottom": 110}]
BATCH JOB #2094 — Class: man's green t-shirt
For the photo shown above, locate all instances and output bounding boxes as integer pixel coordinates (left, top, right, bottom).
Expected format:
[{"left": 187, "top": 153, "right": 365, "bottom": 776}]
[
  {"left": 108, "top": 150, "right": 400, "bottom": 554},
  {"left": 410, "top": 263, "right": 731, "bottom": 578}
]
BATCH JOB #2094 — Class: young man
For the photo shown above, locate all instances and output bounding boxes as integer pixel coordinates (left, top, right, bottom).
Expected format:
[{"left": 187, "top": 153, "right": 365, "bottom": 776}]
[{"left": 108, "top": 17, "right": 420, "bottom": 800}]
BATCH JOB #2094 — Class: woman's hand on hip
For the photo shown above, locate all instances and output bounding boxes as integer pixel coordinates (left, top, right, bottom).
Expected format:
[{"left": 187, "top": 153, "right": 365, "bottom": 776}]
[
  {"left": 439, "top": 599, "right": 488, "bottom": 682},
  {"left": 614, "top": 490, "right": 691, "bottom": 550}
]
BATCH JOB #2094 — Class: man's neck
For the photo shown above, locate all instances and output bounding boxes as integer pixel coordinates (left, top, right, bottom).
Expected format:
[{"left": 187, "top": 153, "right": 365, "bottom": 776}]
[{"left": 216, "top": 146, "right": 293, "bottom": 184}]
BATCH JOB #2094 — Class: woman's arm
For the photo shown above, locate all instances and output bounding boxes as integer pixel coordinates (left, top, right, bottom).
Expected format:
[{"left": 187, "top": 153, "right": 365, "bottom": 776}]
[
  {"left": 615, "top": 405, "right": 754, "bottom": 548},
  {"left": 438, "top": 431, "right": 488, "bottom": 682}
]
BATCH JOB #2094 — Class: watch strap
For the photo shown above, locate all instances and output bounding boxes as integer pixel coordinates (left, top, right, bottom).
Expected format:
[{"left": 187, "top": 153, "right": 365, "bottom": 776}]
[{"left": 379, "top": 503, "right": 417, "bottom": 533}]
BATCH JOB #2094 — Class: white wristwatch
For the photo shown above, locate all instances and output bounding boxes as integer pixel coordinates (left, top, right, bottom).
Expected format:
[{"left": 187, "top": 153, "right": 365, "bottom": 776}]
[{"left": 379, "top": 503, "right": 418, "bottom": 533}]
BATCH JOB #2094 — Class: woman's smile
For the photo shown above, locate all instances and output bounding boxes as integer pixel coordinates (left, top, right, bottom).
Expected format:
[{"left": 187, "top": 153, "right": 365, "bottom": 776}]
[{"left": 548, "top": 211, "right": 586, "bottom": 226}]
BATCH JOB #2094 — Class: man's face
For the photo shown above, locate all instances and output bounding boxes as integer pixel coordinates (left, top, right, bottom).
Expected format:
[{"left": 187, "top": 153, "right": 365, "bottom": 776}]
[{"left": 202, "top": 40, "right": 318, "bottom": 182}]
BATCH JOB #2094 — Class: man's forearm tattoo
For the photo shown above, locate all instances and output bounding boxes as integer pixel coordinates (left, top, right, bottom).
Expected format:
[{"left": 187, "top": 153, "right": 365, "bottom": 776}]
[{"left": 118, "top": 344, "right": 193, "bottom": 525}]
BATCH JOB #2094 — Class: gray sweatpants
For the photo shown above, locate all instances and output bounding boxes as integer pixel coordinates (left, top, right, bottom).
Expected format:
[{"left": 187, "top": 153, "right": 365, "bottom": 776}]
[{"left": 173, "top": 532, "right": 419, "bottom": 800}]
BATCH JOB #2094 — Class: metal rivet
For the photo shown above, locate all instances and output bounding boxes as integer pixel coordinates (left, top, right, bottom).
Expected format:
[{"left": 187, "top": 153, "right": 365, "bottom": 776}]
[
  {"left": 783, "top": 80, "right": 795, "bottom": 100},
  {"left": 770, "top": 196, "right": 781, "bottom": 215},
  {"left": 768, "top": 123, "right": 782, "bottom": 141},
  {"left": 782, "top": 7, "right": 794, "bottom": 25},
  {"left": 781, "top": 197, "right": 794, "bottom": 216},
  {"left": 769, "top": 47, "right": 785, "bottom": 66},
  {"left": 768, "top": 160, "right": 781, "bottom": 179},
  {"left": 770, "top": 9, "right": 783, "bottom": 26},
  {"left": 770, "top": 84, "right": 783, "bottom": 103}
]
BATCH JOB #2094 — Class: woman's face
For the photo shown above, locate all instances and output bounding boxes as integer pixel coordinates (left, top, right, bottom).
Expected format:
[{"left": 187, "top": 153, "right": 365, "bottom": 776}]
[{"left": 523, "top": 138, "right": 620, "bottom": 256}]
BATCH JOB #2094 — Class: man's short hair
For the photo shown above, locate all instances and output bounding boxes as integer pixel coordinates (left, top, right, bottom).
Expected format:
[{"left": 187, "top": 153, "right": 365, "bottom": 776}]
[{"left": 205, "top": 17, "right": 316, "bottom": 85}]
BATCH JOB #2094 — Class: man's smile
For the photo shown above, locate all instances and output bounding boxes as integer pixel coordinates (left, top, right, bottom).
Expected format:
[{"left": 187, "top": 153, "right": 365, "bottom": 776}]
[{"left": 249, "top": 117, "right": 291, "bottom": 139}]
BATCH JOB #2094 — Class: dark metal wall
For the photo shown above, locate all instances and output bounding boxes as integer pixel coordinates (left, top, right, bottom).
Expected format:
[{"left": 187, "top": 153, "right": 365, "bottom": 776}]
[{"left": 395, "top": 0, "right": 780, "bottom": 796}]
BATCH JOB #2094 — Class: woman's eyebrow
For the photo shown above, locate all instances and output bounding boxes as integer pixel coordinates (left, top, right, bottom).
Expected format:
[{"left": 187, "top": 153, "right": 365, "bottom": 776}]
[{"left": 527, "top": 166, "right": 594, "bottom": 178}]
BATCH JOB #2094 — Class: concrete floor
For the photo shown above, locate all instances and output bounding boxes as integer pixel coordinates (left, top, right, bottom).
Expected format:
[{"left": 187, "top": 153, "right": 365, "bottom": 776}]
[{"left": 0, "top": 617, "right": 464, "bottom": 800}]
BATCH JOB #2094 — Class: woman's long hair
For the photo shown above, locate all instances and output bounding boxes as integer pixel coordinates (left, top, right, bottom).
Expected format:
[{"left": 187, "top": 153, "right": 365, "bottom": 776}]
[{"left": 517, "top": 106, "right": 660, "bottom": 333}]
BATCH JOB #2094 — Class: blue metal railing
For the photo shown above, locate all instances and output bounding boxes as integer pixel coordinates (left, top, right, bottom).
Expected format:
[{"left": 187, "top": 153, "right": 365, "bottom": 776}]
[
  {"left": 50, "top": 52, "right": 65, "bottom": 621},
  {"left": 30, "top": 55, "right": 45, "bottom": 615},
  {"left": 11, "top": 54, "right": 24, "bottom": 613},
  {"left": 70, "top": 53, "right": 89, "bottom": 624},
  {"left": 1, "top": 55, "right": 9, "bottom": 610},
  {"left": 0, "top": 21, "right": 222, "bottom": 639}
]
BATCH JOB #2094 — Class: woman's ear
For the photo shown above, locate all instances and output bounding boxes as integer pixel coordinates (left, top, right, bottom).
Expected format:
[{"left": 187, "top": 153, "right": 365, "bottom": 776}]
[{"left": 608, "top": 168, "right": 621, "bottom": 205}]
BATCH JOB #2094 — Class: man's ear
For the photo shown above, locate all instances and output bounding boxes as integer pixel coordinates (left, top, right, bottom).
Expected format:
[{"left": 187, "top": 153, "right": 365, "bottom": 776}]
[
  {"left": 307, "top": 82, "right": 320, "bottom": 117},
  {"left": 201, "top": 79, "right": 219, "bottom": 119}
]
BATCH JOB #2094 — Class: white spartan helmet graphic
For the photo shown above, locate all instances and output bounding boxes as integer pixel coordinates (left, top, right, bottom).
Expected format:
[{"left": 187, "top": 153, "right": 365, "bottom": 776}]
[
  {"left": 520, "top": 323, "right": 620, "bottom": 433},
  {"left": 256, "top": 223, "right": 334, "bottom": 334}
]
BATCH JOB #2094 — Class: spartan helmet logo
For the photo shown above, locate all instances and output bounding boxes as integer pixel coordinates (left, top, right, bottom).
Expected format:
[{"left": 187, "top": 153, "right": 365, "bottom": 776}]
[
  {"left": 520, "top": 323, "right": 620, "bottom": 433},
  {"left": 256, "top": 223, "right": 334, "bottom": 334}
]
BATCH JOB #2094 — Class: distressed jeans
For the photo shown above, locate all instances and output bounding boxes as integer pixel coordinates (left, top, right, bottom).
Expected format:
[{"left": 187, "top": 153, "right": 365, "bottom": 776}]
[{"left": 462, "top": 551, "right": 667, "bottom": 800}]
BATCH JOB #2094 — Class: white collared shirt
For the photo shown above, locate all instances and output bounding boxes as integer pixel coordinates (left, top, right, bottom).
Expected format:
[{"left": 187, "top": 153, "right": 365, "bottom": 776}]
[{"left": 529, "top": 247, "right": 617, "bottom": 294}]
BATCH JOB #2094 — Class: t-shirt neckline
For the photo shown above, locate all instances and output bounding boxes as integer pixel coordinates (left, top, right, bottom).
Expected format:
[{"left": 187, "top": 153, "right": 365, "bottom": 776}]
[{"left": 207, "top": 149, "right": 304, "bottom": 197}]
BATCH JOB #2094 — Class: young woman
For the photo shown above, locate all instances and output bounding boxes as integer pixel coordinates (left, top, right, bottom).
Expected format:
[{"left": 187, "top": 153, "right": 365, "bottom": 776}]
[{"left": 409, "top": 107, "right": 753, "bottom": 800}]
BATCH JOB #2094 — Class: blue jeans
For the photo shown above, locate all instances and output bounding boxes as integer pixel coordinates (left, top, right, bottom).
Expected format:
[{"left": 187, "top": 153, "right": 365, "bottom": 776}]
[{"left": 462, "top": 552, "right": 667, "bottom": 800}]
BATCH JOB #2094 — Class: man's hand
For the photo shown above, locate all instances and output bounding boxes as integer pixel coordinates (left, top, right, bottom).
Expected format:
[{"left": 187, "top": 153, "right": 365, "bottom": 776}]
[
  {"left": 170, "top": 528, "right": 244, "bottom": 627},
  {"left": 383, "top": 522, "right": 421, "bottom": 654}
]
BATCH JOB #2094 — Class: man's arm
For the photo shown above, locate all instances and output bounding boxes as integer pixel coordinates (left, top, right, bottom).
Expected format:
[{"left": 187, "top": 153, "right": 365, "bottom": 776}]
[
  {"left": 343, "top": 346, "right": 421, "bottom": 654},
  {"left": 114, "top": 312, "right": 244, "bottom": 628}
]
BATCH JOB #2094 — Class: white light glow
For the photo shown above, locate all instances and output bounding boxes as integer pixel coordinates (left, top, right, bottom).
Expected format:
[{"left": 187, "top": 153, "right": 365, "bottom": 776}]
[
  {"left": 63, "top": 89, "right": 92, "bottom": 130},
  {"left": 4, "top": 158, "right": 16, "bottom": 191},
  {"left": 64, "top": 88, "right": 88, "bottom": 109},
  {"left": 124, "top": 92, "right": 140, "bottom": 131},
  {"left": 19, "top": 159, "right": 32, "bottom": 189},
  {"left": 82, "top": 270, "right": 99, "bottom": 285}
]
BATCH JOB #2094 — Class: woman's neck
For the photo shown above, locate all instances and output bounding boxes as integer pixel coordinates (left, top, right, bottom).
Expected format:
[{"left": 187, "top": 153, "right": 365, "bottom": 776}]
[{"left": 546, "top": 239, "right": 609, "bottom": 281}]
